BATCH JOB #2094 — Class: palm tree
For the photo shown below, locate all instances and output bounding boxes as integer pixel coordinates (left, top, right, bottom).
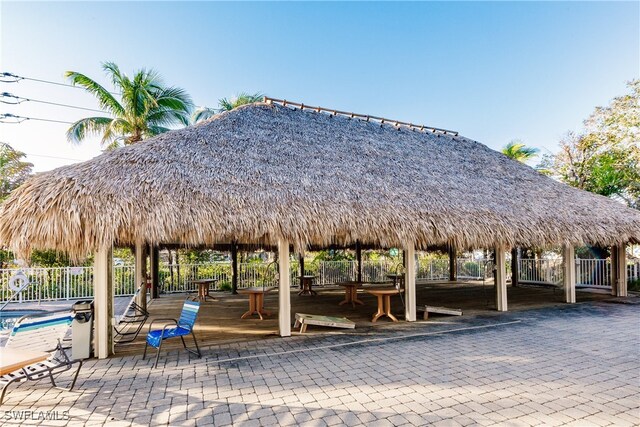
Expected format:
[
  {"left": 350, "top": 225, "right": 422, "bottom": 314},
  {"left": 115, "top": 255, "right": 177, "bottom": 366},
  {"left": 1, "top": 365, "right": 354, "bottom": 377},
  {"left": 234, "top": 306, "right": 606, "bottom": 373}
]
[
  {"left": 65, "top": 62, "right": 193, "bottom": 149},
  {"left": 501, "top": 140, "right": 539, "bottom": 163},
  {"left": 0, "top": 142, "right": 33, "bottom": 201},
  {"left": 192, "top": 92, "right": 264, "bottom": 124}
]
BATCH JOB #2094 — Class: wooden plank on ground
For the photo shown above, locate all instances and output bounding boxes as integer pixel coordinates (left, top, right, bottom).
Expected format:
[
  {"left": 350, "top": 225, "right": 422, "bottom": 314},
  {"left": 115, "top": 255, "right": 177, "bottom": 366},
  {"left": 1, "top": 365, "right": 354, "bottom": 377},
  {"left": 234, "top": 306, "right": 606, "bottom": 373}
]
[
  {"left": 423, "top": 305, "right": 463, "bottom": 320},
  {"left": 294, "top": 313, "right": 355, "bottom": 333}
]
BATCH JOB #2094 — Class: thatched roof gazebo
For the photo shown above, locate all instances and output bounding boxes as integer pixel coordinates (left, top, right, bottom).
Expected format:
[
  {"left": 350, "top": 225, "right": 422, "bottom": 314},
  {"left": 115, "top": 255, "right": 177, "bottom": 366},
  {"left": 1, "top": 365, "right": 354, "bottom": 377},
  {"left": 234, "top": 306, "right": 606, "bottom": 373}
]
[{"left": 1, "top": 99, "right": 638, "bottom": 357}]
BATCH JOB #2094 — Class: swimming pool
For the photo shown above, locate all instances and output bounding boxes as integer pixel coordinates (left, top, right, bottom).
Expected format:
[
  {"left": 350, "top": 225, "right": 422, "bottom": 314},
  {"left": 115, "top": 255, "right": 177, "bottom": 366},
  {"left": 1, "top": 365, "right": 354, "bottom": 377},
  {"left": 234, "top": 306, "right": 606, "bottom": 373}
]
[{"left": 0, "top": 310, "right": 45, "bottom": 332}]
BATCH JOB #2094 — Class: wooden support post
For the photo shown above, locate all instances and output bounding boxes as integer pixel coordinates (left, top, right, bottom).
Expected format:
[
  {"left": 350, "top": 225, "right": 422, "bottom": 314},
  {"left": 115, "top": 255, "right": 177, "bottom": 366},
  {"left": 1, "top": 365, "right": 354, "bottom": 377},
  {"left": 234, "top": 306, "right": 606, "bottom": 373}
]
[
  {"left": 356, "top": 240, "right": 362, "bottom": 283},
  {"left": 448, "top": 245, "right": 457, "bottom": 282},
  {"left": 494, "top": 245, "right": 508, "bottom": 312},
  {"left": 404, "top": 244, "right": 416, "bottom": 322},
  {"left": 278, "top": 239, "right": 291, "bottom": 337},
  {"left": 150, "top": 246, "right": 159, "bottom": 299},
  {"left": 562, "top": 245, "right": 576, "bottom": 303},
  {"left": 231, "top": 242, "right": 238, "bottom": 294},
  {"left": 299, "top": 255, "right": 305, "bottom": 289},
  {"left": 94, "top": 246, "right": 114, "bottom": 359},
  {"left": 611, "top": 244, "right": 628, "bottom": 297},
  {"left": 134, "top": 242, "right": 147, "bottom": 310},
  {"left": 511, "top": 247, "right": 519, "bottom": 287}
]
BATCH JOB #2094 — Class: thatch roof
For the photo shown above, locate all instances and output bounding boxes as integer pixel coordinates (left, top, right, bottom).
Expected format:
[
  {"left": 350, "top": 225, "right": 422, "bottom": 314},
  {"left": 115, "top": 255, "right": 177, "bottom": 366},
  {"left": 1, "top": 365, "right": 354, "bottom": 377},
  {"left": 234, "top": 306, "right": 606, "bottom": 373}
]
[{"left": 1, "top": 102, "right": 638, "bottom": 259}]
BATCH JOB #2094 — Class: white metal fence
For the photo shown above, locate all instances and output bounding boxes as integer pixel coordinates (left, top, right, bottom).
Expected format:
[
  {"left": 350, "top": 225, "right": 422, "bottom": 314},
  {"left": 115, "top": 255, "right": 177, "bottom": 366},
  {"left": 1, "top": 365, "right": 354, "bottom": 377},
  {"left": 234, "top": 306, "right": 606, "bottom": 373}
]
[
  {"left": 2, "top": 258, "right": 638, "bottom": 302},
  {"left": 518, "top": 259, "right": 564, "bottom": 285},
  {"left": 0, "top": 265, "right": 135, "bottom": 303},
  {"left": 517, "top": 258, "right": 640, "bottom": 288},
  {"left": 576, "top": 259, "right": 610, "bottom": 287}
]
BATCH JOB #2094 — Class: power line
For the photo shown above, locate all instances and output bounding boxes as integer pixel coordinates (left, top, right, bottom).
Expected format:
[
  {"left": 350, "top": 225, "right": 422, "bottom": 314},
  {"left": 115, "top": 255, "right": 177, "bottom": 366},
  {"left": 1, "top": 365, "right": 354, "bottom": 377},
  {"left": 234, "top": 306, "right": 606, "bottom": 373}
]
[
  {"left": 24, "top": 153, "right": 86, "bottom": 162},
  {"left": 1, "top": 92, "right": 109, "bottom": 114},
  {"left": 0, "top": 72, "right": 121, "bottom": 96},
  {"left": 0, "top": 113, "right": 73, "bottom": 125}
]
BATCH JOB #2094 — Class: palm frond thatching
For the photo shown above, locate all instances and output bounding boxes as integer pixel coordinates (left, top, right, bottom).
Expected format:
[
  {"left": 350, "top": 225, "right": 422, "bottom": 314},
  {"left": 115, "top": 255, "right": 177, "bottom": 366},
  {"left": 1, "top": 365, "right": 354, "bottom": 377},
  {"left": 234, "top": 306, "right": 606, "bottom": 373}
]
[{"left": 0, "top": 102, "right": 638, "bottom": 260}]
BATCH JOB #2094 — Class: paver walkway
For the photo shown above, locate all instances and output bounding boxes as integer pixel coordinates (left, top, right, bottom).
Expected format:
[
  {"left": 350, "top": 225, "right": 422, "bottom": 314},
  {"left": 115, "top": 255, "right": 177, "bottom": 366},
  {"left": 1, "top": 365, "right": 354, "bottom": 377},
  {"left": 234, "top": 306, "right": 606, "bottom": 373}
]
[{"left": 1, "top": 301, "right": 639, "bottom": 426}]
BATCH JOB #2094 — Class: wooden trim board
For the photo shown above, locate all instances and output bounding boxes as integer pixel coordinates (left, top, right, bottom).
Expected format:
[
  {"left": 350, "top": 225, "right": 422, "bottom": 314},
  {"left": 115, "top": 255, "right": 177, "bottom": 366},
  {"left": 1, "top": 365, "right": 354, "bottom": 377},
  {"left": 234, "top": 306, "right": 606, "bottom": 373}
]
[
  {"left": 422, "top": 305, "right": 463, "bottom": 320},
  {"left": 294, "top": 313, "right": 356, "bottom": 333}
]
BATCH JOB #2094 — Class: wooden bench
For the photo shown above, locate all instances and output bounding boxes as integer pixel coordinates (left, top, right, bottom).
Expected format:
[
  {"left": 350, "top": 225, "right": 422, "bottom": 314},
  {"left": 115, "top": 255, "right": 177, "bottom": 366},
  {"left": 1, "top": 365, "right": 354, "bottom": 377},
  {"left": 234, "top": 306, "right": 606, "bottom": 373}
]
[
  {"left": 294, "top": 313, "right": 355, "bottom": 333},
  {"left": 421, "top": 305, "right": 463, "bottom": 320}
]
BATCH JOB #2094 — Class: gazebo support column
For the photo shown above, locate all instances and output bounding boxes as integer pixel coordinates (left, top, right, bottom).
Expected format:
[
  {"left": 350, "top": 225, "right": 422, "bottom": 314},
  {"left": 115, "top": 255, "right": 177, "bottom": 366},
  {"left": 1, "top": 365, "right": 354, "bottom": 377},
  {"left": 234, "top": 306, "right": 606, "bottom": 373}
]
[
  {"left": 404, "top": 244, "right": 416, "bottom": 321},
  {"left": 278, "top": 239, "right": 291, "bottom": 337},
  {"left": 448, "top": 246, "right": 457, "bottom": 282},
  {"left": 494, "top": 245, "right": 508, "bottom": 312},
  {"left": 562, "top": 245, "right": 576, "bottom": 303},
  {"left": 511, "top": 247, "right": 519, "bottom": 287},
  {"left": 356, "top": 240, "right": 362, "bottom": 283},
  {"left": 134, "top": 242, "right": 147, "bottom": 310},
  {"left": 150, "top": 246, "right": 159, "bottom": 299},
  {"left": 94, "top": 247, "right": 114, "bottom": 359},
  {"left": 231, "top": 243, "right": 238, "bottom": 295},
  {"left": 611, "top": 244, "right": 628, "bottom": 297}
]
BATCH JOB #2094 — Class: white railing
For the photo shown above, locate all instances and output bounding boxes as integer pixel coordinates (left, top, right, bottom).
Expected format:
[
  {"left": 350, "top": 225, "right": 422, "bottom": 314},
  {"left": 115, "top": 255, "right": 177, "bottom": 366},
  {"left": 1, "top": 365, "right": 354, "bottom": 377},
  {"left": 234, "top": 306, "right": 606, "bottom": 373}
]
[
  {"left": 518, "top": 259, "right": 563, "bottom": 285},
  {"left": 417, "top": 259, "right": 449, "bottom": 280},
  {"left": 159, "top": 262, "right": 282, "bottom": 293},
  {"left": 3, "top": 258, "right": 637, "bottom": 302},
  {"left": 518, "top": 258, "right": 640, "bottom": 288},
  {"left": 317, "top": 261, "right": 357, "bottom": 284},
  {"left": 628, "top": 261, "right": 640, "bottom": 286},
  {"left": 160, "top": 262, "right": 231, "bottom": 293},
  {"left": 0, "top": 265, "right": 136, "bottom": 303},
  {"left": 576, "top": 259, "right": 610, "bottom": 287},
  {"left": 457, "top": 259, "right": 491, "bottom": 280}
]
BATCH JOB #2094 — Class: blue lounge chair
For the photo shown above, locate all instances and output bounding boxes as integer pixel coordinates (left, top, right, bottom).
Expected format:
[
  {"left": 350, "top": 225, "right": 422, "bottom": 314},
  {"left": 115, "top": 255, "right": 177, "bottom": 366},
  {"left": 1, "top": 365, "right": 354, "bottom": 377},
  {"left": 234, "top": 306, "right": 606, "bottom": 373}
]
[
  {"left": 143, "top": 300, "right": 201, "bottom": 368},
  {"left": 0, "top": 310, "right": 82, "bottom": 404}
]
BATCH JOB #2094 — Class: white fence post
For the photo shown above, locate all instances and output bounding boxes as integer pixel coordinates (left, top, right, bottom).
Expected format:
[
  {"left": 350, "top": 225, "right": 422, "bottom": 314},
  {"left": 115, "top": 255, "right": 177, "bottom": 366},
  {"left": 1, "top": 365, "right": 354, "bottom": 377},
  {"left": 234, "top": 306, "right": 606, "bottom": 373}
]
[{"left": 65, "top": 267, "right": 71, "bottom": 300}]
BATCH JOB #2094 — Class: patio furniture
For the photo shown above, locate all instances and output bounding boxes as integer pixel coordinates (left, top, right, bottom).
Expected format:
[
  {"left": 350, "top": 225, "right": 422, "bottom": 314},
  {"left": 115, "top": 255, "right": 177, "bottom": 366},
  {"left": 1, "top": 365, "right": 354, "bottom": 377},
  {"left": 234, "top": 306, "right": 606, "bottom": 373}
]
[
  {"left": 0, "top": 310, "right": 83, "bottom": 404},
  {"left": 365, "top": 287, "right": 405, "bottom": 322},
  {"left": 294, "top": 313, "right": 355, "bottom": 333},
  {"left": 297, "top": 275, "right": 317, "bottom": 296},
  {"left": 238, "top": 287, "right": 273, "bottom": 320},
  {"left": 143, "top": 300, "right": 201, "bottom": 369},
  {"left": 191, "top": 279, "right": 218, "bottom": 302},
  {"left": 422, "top": 305, "right": 463, "bottom": 320},
  {"left": 337, "top": 281, "right": 365, "bottom": 308},
  {"left": 114, "top": 283, "right": 149, "bottom": 343}
]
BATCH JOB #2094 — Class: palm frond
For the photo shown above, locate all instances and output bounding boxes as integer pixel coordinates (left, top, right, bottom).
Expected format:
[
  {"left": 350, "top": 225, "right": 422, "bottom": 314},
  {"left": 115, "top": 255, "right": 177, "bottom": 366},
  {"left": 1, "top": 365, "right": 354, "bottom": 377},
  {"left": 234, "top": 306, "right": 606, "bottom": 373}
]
[
  {"left": 66, "top": 62, "right": 192, "bottom": 146},
  {"left": 218, "top": 92, "right": 265, "bottom": 111},
  {"left": 65, "top": 117, "right": 114, "bottom": 144},
  {"left": 502, "top": 140, "right": 539, "bottom": 162},
  {"left": 192, "top": 107, "right": 217, "bottom": 124},
  {"left": 64, "top": 70, "right": 124, "bottom": 116},
  {"left": 147, "top": 126, "right": 171, "bottom": 136}
]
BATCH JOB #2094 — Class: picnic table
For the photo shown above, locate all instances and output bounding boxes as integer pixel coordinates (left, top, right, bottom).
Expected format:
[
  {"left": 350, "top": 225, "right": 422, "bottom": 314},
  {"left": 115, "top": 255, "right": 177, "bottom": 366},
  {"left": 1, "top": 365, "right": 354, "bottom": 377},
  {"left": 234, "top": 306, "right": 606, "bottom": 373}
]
[
  {"left": 191, "top": 279, "right": 218, "bottom": 302},
  {"left": 337, "top": 281, "right": 365, "bottom": 308},
  {"left": 297, "top": 275, "right": 317, "bottom": 296},
  {"left": 365, "top": 287, "right": 405, "bottom": 322},
  {"left": 238, "top": 287, "right": 273, "bottom": 320}
]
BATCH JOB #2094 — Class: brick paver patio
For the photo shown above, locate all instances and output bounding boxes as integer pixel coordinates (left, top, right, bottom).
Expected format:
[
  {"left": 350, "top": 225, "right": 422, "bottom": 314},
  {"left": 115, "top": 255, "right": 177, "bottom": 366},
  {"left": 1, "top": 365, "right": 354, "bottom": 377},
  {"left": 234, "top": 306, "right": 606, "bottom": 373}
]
[{"left": 2, "top": 300, "right": 639, "bottom": 426}]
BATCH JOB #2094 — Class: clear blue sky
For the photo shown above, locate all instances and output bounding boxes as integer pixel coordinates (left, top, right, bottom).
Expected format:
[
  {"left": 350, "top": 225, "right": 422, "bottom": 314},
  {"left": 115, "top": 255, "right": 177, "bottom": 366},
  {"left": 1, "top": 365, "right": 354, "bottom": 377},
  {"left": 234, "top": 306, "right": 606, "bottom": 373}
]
[{"left": 1, "top": 1, "right": 638, "bottom": 171}]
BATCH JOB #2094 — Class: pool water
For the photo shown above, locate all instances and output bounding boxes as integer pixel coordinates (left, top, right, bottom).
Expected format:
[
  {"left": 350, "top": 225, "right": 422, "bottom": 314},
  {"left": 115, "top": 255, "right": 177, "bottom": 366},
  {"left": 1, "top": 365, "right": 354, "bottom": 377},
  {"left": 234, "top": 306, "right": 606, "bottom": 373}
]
[{"left": 0, "top": 310, "right": 45, "bottom": 332}]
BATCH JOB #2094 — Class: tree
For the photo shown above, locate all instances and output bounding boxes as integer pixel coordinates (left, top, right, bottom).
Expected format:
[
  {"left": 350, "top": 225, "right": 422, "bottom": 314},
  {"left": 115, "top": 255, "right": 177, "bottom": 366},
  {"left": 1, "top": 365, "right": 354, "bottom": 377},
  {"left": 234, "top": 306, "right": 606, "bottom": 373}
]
[
  {"left": 540, "top": 80, "right": 640, "bottom": 209},
  {"left": 193, "top": 92, "right": 264, "bottom": 124},
  {"left": 66, "top": 62, "right": 194, "bottom": 149},
  {"left": 0, "top": 142, "right": 33, "bottom": 201},
  {"left": 501, "top": 140, "right": 539, "bottom": 163}
]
